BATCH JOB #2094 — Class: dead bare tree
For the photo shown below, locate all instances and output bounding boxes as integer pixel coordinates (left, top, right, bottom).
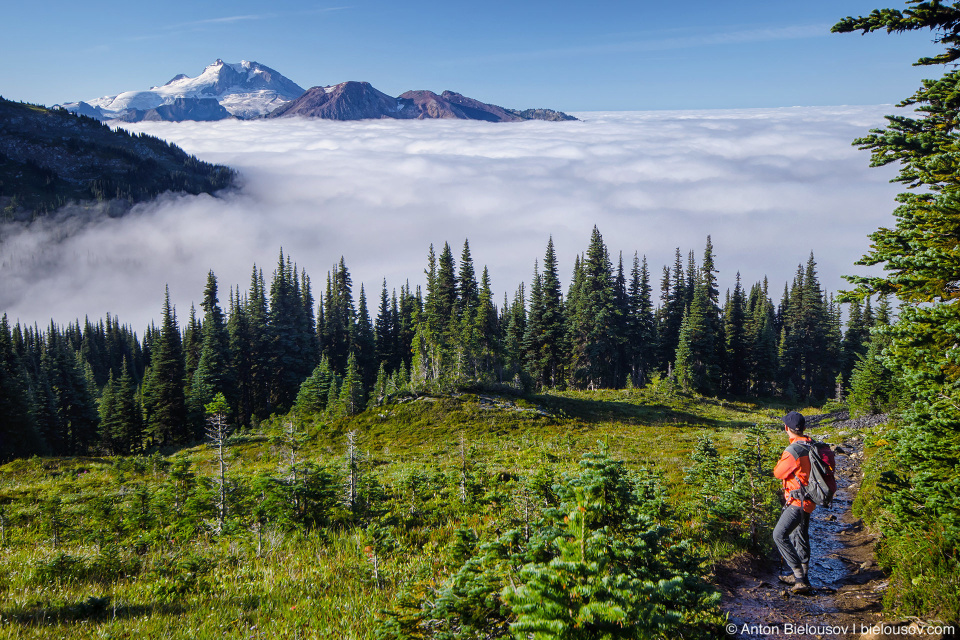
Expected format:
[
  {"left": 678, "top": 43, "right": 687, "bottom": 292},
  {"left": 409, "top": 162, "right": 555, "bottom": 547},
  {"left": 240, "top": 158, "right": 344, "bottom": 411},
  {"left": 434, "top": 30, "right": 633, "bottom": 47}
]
[
  {"left": 345, "top": 430, "right": 359, "bottom": 514},
  {"left": 205, "top": 393, "right": 231, "bottom": 535}
]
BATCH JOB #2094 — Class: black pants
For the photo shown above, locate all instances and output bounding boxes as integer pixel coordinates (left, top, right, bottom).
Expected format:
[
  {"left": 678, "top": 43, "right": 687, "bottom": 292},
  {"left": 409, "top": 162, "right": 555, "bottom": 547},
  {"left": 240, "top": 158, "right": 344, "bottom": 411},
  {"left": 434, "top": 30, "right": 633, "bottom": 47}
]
[{"left": 773, "top": 504, "right": 810, "bottom": 574}]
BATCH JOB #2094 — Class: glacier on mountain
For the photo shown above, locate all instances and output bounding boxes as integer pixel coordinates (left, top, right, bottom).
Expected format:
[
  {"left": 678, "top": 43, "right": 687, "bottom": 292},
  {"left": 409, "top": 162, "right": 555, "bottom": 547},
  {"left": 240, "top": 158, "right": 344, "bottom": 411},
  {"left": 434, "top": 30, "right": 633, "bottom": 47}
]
[{"left": 58, "top": 59, "right": 305, "bottom": 121}]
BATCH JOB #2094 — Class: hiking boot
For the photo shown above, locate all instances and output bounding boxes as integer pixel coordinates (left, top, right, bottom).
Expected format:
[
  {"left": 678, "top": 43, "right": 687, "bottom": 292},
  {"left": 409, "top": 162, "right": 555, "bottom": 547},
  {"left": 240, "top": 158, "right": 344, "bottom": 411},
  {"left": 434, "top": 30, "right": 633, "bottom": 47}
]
[
  {"left": 790, "top": 577, "right": 813, "bottom": 594},
  {"left": 777, "top": 574, "right": 798, "bottom": 585}
]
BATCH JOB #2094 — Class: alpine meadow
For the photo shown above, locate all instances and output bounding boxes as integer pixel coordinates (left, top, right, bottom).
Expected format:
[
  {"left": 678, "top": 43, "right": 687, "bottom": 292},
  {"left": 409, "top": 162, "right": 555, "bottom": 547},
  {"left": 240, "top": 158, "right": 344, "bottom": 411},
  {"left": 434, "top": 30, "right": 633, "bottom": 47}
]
[{"left": 1, "top": 1, "right": 960, "bottom": 639}]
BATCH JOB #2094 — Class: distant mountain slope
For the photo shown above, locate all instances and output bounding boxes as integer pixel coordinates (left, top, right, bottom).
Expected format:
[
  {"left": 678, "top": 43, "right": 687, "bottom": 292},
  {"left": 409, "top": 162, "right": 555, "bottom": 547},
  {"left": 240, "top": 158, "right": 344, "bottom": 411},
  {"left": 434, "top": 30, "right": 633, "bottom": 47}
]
[
  {"left": 60, "top": 59, "right": 305, "bottom": 121},
  {"left": 0, "top": 98, "right": 235, "bottom": 218},
  {"left": 269, "top": 83, "right": 578, "bottom": 122},
  {"left": 57, "top": 59, "right": 577, "bottom": 123},
  {"left": 268, "top": 82, "right": 401, "bottom": 120}
]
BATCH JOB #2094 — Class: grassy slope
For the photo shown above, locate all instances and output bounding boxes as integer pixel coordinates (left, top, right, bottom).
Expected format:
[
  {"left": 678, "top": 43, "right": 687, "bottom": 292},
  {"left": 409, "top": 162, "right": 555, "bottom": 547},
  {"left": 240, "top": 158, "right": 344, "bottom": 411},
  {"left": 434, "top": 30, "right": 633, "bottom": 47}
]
[{"left": 0, "top": 386, "right": 830, "bottom": 639}]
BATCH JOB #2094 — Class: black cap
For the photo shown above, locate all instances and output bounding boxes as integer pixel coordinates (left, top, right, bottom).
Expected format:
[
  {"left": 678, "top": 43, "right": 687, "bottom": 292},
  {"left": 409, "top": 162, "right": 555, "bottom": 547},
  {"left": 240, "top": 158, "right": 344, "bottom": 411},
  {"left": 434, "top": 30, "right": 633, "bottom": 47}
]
[{"left": 783, "top": 411, "right": 805, "bottom": 432}]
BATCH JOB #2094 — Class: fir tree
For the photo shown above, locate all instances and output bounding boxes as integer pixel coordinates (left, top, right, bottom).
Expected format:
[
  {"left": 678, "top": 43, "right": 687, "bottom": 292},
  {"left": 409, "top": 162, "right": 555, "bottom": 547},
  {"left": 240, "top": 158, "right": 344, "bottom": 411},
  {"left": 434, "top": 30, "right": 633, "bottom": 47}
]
[
  {"left": 192, "top": 271, "right": 235, "bottom": 435},
  {"left": 628, "top": 253, "right": 656, "bottom": 386},
  {"left": 674, "top": 281, "right": 718, "bottom": 394},
  {"left": 338, "top": 352, "right": 365, "bottom": 416},
  {"left": 568, "top": 227, "right": 618, "bottom": 389},
  {"left": 0, "top": 314, "right": 43, "bottom": 460},
  {"left": 353, "top": 285, "right": 377, "bottom": 390},
  {"left": 374, "top": 280, "right": 395, "bottom": 373},
  {"left": 142, "top": 287, "right": 188, "bottom": 446},
  {"left": 658, "top": 248, "right": 687, "bottom": 371},
  {"left": 724, "top": 273, "right": 748, "bottom": 395},
  {"left": 456, "top": 239, "right": 479, "bottom": 317}
]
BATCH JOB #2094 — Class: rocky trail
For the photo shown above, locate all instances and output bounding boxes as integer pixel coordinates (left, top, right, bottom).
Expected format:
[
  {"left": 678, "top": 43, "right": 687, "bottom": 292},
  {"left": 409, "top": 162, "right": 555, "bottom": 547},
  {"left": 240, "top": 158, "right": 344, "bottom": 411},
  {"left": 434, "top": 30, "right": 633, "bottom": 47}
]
[{"left": 716, "top": 414, "right": 952, "bottom": 640}]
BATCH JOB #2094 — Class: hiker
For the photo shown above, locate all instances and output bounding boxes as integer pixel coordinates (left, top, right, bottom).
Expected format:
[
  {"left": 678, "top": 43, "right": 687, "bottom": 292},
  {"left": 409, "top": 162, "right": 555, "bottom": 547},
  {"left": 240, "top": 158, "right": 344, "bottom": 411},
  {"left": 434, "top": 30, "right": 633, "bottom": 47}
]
[{"left": 772, "top": 411, "right": 824, "bottom": 594}]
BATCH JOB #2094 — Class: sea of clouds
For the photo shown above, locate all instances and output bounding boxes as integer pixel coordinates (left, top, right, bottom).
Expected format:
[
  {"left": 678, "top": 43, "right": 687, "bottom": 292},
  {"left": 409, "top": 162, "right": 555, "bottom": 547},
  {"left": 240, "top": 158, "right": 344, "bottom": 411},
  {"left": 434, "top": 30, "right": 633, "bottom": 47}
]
[{"left": 0, "top": 106, "right": 902, "bottom": 333}]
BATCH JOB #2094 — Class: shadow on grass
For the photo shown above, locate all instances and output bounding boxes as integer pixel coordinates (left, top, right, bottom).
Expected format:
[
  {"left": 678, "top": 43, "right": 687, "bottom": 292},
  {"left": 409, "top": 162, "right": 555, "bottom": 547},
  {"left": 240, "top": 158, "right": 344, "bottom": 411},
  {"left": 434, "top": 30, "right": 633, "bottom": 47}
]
[
  {"left": 2, "top": 596, "right": 185, "bottom": 626},
  {"left": 531, "top": 393, "right": 719, "bottom": 427}
]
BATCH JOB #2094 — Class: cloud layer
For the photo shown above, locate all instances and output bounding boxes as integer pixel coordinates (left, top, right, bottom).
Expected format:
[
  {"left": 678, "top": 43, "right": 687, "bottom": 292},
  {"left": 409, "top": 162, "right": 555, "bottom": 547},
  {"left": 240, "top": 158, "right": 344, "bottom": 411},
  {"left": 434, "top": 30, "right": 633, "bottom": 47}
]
[{"left": 0, "top": 107, "right": 901, "bottom": 333}]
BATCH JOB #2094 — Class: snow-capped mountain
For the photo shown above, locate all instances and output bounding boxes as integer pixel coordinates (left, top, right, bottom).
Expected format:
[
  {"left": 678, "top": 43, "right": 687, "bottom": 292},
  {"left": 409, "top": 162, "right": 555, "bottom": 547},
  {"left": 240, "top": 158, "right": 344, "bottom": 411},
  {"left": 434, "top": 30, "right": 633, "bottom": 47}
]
[{"left": 60, "top": 60, "right": 305, "bottom": 121}]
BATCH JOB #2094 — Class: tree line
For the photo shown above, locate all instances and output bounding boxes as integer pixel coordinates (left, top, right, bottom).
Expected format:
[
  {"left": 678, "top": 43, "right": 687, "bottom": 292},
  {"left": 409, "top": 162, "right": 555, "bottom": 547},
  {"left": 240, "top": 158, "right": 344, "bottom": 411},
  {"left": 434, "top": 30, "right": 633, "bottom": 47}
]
[{"left": 0, "top": 229, "right": 886, "bottom": 461}]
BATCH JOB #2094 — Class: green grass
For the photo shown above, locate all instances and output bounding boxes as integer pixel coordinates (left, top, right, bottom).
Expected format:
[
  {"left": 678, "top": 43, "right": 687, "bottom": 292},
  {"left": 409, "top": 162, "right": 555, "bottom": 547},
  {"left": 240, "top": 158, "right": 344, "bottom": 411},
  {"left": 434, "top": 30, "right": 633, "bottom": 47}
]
[{"left": 0, "top": 386, "right": 819, "bottom": 638}]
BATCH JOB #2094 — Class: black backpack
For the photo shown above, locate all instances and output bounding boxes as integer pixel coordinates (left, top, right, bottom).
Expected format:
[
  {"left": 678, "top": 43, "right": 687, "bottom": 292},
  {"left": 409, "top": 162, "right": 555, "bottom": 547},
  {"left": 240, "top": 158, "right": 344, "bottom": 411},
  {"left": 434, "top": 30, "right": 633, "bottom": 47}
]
[{"left": 787, "top": 440, "right": 837, "bottom": 508}]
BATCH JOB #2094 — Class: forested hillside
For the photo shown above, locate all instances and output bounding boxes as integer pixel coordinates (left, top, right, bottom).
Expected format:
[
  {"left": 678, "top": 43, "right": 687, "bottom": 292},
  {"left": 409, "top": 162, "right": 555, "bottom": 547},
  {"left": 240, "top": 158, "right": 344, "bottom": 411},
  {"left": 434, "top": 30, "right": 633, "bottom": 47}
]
[
  {"left": 0, "top": 97, "right": 234, "bottom": 218},
  {"left": 0, "top": 230, "right": 884, "bottom": 461}
]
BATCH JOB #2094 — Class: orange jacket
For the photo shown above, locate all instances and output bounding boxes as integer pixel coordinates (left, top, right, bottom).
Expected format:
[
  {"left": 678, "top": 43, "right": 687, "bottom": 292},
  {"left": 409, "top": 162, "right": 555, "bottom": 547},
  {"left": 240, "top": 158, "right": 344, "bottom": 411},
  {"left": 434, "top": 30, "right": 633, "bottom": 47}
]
[{"left": 774, "top": 433, "right": 817, "bottom": 513}]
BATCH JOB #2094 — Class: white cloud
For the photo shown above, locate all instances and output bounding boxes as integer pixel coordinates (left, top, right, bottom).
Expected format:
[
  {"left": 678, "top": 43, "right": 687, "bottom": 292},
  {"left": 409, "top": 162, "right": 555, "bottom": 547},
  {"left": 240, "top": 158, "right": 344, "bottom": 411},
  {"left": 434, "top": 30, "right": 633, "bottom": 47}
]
[{"left": 0, "top": 106, "right": 902, "bottom": 333}]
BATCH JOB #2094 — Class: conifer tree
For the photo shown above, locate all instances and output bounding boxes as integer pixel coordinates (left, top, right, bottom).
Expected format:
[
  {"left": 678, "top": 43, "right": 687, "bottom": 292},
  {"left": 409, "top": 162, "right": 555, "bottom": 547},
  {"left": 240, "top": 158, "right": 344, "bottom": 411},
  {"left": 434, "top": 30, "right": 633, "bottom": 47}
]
[
  {"left": 436, "top": 242, "right": 458, "bottom": 326},
  {"left": 183, "top": 304, "right": 202, "bottom": 386},
  {"left": 142, "top": 287, "right": 189, "bottom": 446},
  {"left": 523, "top": 261, "right": 545, "bottom": 385},
  {"left": 746, "top": 280, "right": 778, "bottom": 395},
  {"left": 540, "top": 237, "right": 568, "bottom": 388},
  {"left": 227, "top": 288, "right": 254, "bottom": 429},
  {"left": 295, "top": 356, "right": 335, "bottom": 415},
  {"left": 245, "top": 266, "right": 271, "bottom": 423},
  {"left": 396, "top": 283, "right": 419, "bottom": 372},
  {"left": 613, "top": 252, "right": 631, "bottom": 387},
  {"left": 338, "top": 352, "right": 365, "bottom": 416},
  {"left": 374, "top": 280, "right": 395, "bottom": 372},
  {"left": 841, "top": 297, "right": 868, "bottom": 381},
  {"left": 97, "top": 371, "right": 120, "bottom": 454},
  {"left": 322, "top": 257, "right": 355, "bottom": 373},
  {"left": 467, "top": 266, "right": 498, "bottom": 381},
  {"left": 456, "top": 239, "right": 479, "bottom": 317},
  {"left": 658, "top": 248, "right": 687, "bottom": 371},
  {"left": 0, "top": 315, "right": 43, "bottom": 459},
  {"left": 192, "top": 271, "right": 235, "bottom": 434},
  {"left": 502, "top": 283, "right": 527, "bottom": 380},
  {"left": 674, "top": 281, "right": 718, "bottom": 393},
  {"left": 353, "top": 285, "right": 377, "bottom": 389},
  {"left": 115, "top": 357, "right": 142, "bottom": 453},
  {"left": 724, "top": 274, "right": 749, "bottom": 395},
  {"left": 627, "top": 253, "right": 656, "bottom": 386},
  {"left": 568, "top": 227, "right": 618, "bottom": 389}
]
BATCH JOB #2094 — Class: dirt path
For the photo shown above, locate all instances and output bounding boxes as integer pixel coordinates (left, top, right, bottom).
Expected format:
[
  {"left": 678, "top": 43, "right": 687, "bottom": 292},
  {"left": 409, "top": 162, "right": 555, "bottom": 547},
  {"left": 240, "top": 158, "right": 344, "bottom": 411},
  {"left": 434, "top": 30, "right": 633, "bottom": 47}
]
[{"left": 717, "top": 426, "right": 888, "bottom": 640}]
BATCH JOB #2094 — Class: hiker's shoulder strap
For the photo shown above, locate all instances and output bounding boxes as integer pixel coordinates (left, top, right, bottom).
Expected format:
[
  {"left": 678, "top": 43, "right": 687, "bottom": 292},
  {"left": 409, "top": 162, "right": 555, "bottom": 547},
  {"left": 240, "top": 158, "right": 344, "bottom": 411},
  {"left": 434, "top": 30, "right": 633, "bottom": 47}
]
[{"left": 785, "top": 440, "right": 813, "bottom": 459}]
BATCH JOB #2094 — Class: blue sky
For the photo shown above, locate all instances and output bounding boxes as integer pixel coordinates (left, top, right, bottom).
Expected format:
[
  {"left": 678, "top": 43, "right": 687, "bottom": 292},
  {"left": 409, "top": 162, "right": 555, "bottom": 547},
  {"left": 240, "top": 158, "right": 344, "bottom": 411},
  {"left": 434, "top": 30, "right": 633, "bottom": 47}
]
[{"left": 1, "top": 1, "right": 939, "bottom": 111}]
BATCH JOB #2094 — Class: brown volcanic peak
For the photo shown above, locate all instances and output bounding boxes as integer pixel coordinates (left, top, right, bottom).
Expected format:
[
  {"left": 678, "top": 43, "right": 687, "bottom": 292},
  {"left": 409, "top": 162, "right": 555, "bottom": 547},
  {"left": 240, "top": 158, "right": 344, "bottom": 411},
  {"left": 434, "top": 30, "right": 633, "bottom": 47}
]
[
  {"left": 395, "top": 90, "right": 522, "bottom": 122},
  {"left": 266, "top": 79, "right": 577, "bottom": 122},
  {"left": 268, "top": 81, "right": 399, "bottom": 120},
  {"left": 439, "top": 91, "right": 523, "bottom": 122},
  {"left": 396, "top": 90, "right": 461, "bottom": 120}
]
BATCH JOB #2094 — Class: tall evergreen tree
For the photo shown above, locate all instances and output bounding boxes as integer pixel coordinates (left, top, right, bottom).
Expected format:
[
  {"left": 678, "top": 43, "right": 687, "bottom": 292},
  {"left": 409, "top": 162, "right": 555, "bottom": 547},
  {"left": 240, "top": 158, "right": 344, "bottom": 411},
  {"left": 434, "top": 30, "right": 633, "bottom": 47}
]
[
  {"left": 143, "top": 287, "right": 188, "bottom": 446},
  {"left": 674, "top": 280, "right": 718, "bottom": 393},
  {"left": 322, "top": 257, "right": 355, "bottom": 373},
  {"left": 338, "top": 352, "right": 365, "bottom": 416},
  {"left": 657, "top": 248, "right": 687, "bottom": 371},
  {"left": 723, "top": 274, "right": 748, "bottom": 395},
  {"left": 457, "top": 239, "right": 479, "bottom": 317},
  {"left": 436, "top": 242, "right": 458, "bottom": 325},
  {"left": 502, "top": 283, "right": 527, "bottom": 380},
  {"left": 568, "top": 227, "right": 618, "bottom": 389},
  {"left": 353, "top": 285, "right": 377, "bottom": 390},
  {"left": 834, "top": 12, "right": 960, "bottom": 612},
  {"left": 375, "top": 279, "right": 395, "bottom": 372},
  {"left": 627, "top": 253, "right": 656, "bottom": 385},
  {"left": 192, "top": 271, "right": 235, "bottom": 432},
  {"left": 0, "top": 314, "right": 43, "bottom": 459}
]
